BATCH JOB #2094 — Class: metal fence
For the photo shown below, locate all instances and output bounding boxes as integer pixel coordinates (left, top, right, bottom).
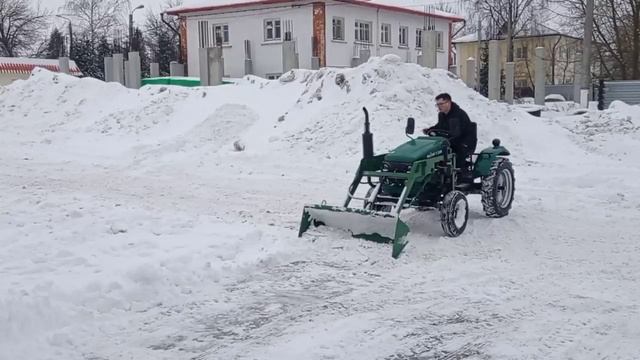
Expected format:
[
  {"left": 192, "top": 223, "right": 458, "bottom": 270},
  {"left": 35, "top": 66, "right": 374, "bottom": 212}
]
[
  {"left": 600, "top": 80, "right": 640, "bottom": 108},
  {"left": 545, "top": 84, "right": 576, "bottom": 101}
]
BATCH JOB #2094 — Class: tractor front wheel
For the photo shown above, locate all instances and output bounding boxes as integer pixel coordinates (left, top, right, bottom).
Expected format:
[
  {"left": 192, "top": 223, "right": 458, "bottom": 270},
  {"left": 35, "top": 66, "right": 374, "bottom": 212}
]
[
  {"left": 481, "top": 158, "right": 515, "bottom": 218},
  {"left": 440, "top": 190, "right": 469, "bottom": 237}
]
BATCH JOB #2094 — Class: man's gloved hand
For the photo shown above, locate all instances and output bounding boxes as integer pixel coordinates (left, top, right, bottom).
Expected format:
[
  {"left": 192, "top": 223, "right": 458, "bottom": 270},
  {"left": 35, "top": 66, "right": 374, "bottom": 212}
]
[{"left": 422, "top": 127, "right": 432, "bottom": 135}]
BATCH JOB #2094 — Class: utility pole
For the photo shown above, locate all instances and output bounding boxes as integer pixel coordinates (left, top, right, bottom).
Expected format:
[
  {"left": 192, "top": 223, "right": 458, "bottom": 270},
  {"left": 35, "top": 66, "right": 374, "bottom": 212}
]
[
  {"left": 129, "top": 5, "right": 144, "bottom": 52},
  {"left": 581, "top": 0, "right": 594, "bottom": 90},
  {"left": 56, "top": 15, "right": 74, "bottom": 59},
  {"left": 507, "top": 0, "right": 513, "bottom": 62},
  {"left": 477, "top": 17, "right": 481, "bottom": 90},
  {"left": 68, "top": 21, "right": 73, "bottom": 59}
]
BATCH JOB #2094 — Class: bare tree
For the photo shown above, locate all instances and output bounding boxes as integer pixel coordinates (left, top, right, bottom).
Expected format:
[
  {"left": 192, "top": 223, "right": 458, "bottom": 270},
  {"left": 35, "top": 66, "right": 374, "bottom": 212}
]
[
  {"left": 558, "top": 0, "right": 640, "bottom": 80},
  {"left": 0, "top": 0, "right": 50, "bottom": 57},
  {"left": 144, "top": 0, "right": 181, "bottom": 73},
  {"left": 62, "top": 0, "right": 127, "bottom": 50},
  {"left": 465, "top": 0, "right": 550, "bottom": 61}
]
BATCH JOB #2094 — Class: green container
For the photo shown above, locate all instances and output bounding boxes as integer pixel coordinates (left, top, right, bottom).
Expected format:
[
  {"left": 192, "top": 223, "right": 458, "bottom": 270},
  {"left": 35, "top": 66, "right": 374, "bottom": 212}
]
[{"left": 141, "top": 77, "right": 233, "bottom": 87}]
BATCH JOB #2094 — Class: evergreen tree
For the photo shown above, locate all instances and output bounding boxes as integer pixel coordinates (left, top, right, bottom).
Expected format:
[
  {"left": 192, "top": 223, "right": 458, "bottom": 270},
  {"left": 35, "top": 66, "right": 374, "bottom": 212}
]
[
  {"left": 45, "top": 28, "right": 66, "bottom": 59},
  {"left": 144, "top": 6, "right": 180, "bottom": 76},
  {"left": 96, "top": 36, "right": 112, "bottom": 60},
  {"left": 130, "top": 28, "right": 150, "bottom": 78},
  {"left": 73, "top": 36, "right": 101, "bottom": 78},
  {"left": 155, "top": 30, "right": 178, "bottom": 76}
]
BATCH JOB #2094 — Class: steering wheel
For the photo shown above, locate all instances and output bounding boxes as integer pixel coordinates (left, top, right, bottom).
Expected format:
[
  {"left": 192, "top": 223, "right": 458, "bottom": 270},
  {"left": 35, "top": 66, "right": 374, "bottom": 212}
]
[{"left": 424, "top": 128, "right": 450, "bottom": 137}]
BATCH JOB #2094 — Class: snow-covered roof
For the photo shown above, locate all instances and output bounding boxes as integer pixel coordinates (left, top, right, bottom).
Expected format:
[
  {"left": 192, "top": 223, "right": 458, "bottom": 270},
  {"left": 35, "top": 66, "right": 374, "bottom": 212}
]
[
  {"left": 166, "top": 0, "right": 464, "bottom": 22},
  {"left": 0, "top": 57, "right": 83, "bottom": 76}
]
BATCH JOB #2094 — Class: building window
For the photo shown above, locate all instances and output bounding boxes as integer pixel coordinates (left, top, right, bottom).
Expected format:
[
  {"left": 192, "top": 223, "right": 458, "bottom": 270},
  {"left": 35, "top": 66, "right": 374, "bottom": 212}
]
[
  {"left": 198, "top": 20, "right": 210, "bottom": 48},
  {"left": 399, "top": 26, "right": 408, "bottom": 47},
  {"left": 355, "top": 20, "right": 372, "bottom": 43},
  {"left": 516, "top": 46, "right": 528, "bottom": 59},
  {"left": 213, "top": 24, "right": 229, "bottom": 45},
  {"left": 380, "top": 23, "right": 391, "bottom": 45},
  {"left": 436, "top": 31, "right": 444, "bottom": 50},
  {"left": 264, "top": 19, "right": 281, "bottom": 41},
  {"left": 416, "top": 28, "right": 423, "bottom": 48},
  {"left": 515, "top": 79, "right": 529, "bottom": 88},
  {"left": 332, "top": 17, "right": 344, "bottom": 41}
]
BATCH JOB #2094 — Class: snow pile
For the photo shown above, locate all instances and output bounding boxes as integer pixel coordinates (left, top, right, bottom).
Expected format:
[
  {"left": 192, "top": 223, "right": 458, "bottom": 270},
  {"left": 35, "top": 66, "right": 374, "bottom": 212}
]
[
  {"left": 543, "top": 100, "right": 582, "bottom": 114},
  {"left": 2, "top": 56, "right": 573, "bottom": 170},
  {"left": 0, "top": 69, "right": 303, "bottom": 165},
  {"left": 549, "top": 100, "right": 640, "bottom": 162}
]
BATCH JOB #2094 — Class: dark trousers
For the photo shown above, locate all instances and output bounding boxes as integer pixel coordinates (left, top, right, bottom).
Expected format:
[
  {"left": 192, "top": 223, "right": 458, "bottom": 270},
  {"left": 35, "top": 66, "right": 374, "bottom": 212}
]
[{"left": 453, "top": 145, "right": 472, "bottom": 175}]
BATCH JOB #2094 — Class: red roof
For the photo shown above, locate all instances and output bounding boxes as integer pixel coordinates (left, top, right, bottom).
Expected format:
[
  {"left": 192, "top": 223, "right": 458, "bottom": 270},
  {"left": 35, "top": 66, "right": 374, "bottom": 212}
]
[
  {"left": 166, "top": 0, "right": 464, "bottom": 22},
  {"left": 0, "top": 61, "right": 83, "bottom": 76}
]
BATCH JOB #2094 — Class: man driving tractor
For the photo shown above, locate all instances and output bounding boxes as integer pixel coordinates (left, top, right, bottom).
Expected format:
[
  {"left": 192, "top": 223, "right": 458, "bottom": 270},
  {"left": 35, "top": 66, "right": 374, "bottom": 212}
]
[{"left": 423, "top": 93, "right": 477, "bottom": 180}]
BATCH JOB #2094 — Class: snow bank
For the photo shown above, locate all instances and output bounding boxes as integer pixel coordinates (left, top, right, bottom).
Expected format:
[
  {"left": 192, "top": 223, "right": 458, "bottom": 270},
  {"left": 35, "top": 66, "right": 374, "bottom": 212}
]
[
  {"left": 548, "top": 100, "right": 640, "bottom": 162},
  {"left": 1, "top": 56, "right": 591, "bottom": 170}
]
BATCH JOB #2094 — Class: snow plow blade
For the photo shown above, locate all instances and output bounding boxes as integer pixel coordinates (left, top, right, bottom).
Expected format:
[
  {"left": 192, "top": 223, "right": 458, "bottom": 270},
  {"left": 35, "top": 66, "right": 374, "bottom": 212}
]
[{"left": 298, "top": 204, "right": 410, "bottom": 258}]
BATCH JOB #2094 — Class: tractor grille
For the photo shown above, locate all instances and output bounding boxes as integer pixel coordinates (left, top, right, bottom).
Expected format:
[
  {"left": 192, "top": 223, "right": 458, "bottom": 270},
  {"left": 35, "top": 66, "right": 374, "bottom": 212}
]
[{"left": 383, "top": 161, "right": 412, "bottom": 173}]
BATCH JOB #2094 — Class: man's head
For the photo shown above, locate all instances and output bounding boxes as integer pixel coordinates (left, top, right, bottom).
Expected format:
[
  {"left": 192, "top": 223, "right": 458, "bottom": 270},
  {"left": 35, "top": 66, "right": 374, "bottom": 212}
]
[{"left": 435, "top": 93, "right": 453, "bottom": 114}]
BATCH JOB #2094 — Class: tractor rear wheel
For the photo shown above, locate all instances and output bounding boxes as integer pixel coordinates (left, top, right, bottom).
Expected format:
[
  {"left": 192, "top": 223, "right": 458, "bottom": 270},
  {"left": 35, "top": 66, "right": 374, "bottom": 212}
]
[
  {"left": 481, "top": 158, "right": 515, "bottom": 218},
  {"left": 440, "top": 190, "right": 469, "bottom": 237}
]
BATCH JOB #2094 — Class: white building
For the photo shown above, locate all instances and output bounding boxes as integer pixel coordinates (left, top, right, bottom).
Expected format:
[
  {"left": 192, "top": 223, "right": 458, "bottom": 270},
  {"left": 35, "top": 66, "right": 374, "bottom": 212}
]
[{"left": 166, "top": 0, "right": 464, "bottom": 79}]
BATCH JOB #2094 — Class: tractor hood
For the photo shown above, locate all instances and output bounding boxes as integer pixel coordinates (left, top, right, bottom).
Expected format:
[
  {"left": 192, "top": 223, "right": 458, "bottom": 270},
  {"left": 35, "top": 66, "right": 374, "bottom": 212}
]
[{"left": 384, "top": 136, "right": 447, "bottom": 163}]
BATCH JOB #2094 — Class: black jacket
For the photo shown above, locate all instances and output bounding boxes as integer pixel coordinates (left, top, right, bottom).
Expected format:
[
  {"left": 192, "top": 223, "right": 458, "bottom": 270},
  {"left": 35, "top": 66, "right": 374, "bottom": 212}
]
[{"left": 432, "top": 102, "right": 475, "bottom": 152}]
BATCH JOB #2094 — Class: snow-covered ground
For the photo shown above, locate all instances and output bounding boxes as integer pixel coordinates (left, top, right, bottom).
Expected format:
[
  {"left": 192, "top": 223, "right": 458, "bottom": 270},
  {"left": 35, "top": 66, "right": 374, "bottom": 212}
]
[{"left": 1, "top": 55, "right": 639, "bottom": 359}]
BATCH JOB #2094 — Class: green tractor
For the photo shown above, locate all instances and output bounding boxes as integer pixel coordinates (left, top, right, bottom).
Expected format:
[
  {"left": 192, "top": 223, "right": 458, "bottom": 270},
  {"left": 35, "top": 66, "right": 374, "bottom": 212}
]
[{"left": 298, "top": 107, "right": 515, "bottom": 258}]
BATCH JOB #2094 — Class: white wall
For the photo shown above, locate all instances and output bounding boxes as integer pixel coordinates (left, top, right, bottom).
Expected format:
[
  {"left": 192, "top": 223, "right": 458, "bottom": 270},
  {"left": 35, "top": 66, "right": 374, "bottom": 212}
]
[
  {"left": 183, "top": 1, "right": 453, "bottom": 78},
  {"left": 185, "top": 3, "right": 313, "bottom": 78},
  {"left": 324, "top": 1, "right": 451, "bottom": 69}
]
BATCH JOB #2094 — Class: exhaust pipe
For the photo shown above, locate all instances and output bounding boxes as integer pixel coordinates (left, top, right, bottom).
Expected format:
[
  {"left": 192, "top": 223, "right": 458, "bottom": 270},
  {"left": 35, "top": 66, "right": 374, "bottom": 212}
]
[{"left": 362, "top": 107, "right": 374, "bottom": 159}]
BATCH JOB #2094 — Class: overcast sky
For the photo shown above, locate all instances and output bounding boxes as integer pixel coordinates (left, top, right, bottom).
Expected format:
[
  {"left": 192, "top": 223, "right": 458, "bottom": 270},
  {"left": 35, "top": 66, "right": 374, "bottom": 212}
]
[
  {"left": 39, "top": 0, "right": 169, "bottom": 29},
  {"left": 36, "top": 0, "right": 466, "bottom": 33}
]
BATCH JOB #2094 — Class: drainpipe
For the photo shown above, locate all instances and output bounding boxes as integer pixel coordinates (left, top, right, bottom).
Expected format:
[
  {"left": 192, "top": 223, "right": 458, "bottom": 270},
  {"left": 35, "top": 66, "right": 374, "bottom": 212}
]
[{"left": 376, "top": 8, "right": 380, "bottom": 56}]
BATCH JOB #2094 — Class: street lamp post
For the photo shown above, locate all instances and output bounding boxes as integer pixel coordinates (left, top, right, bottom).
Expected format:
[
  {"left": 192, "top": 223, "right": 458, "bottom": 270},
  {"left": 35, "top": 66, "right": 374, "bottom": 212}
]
[{"left": 129, "top": 5, "right": 145, "bottom": 52}]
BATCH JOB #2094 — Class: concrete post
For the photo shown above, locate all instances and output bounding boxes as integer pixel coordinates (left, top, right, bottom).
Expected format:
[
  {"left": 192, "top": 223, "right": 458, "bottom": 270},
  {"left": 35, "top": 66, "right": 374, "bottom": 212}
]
[
  {"left": 488, "top": 40, "right": 501, "bottom": 100},
  {"left": 211, "top": 47, "right": 224, "bottom": 85},
  {"left": 534, "top": 47, "right": 545, "bottom": 105},
  {"left": 200, "top": 47, "right": 223, "bottom": 86},
  {"left": 104, "top": 57, "right": 114, "bottom": 82},
  {"left": 113, "top": 53, "right": 124, "bottom": 85},
  {"left": 573, "top": 50, "right": 582, "bottom": 103},
  {"left": 421, "top": 31, "right": 437, "bottom": 68},
  {"left": 244, "top": 40, "right": 253, "bottom": 75},
  {"left": 580, "top": 89, "right": 589, "bottom": 108},
  {"left": 150, "top": 63, "right": 160, "bottom": 78},
  {"left": 282, "top": 40, "right": 297, "bottom": 73},
  {"left": 124, "top": 60, "right": 130, "bottom": 88},
  {"left": 128, "top": 51, "right": 141, "bottom": 89},
  {"left": 311, "top": 57, "right": 320, "bottom": 70},
  {"left": 169, "top": 61, "right": 184, "bottom": 77},
  {"left": 199, "top": 48, "right": 209, "bottom": 86},
  {"left": 58, "top": 57, "right": 70, "bottom": 75},
  {"left": 465, "top": 57, "right": 476, "bottom": 89},
  {"left": 505, "top": 62, "right": 515, "bottom": 104}
]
